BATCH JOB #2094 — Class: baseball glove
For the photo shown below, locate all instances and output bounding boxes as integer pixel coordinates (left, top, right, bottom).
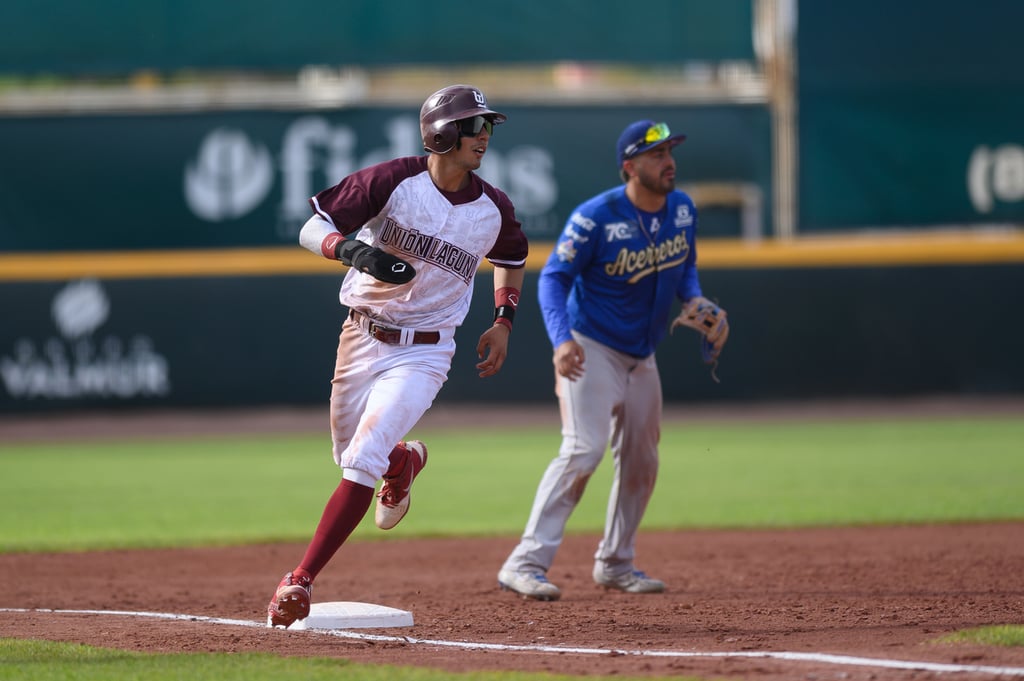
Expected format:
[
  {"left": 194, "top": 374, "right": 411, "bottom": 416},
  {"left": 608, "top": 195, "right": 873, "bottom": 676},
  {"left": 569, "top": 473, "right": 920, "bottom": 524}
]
[{"left": 670, "top": 296, "right": 729, "bottom": 382}]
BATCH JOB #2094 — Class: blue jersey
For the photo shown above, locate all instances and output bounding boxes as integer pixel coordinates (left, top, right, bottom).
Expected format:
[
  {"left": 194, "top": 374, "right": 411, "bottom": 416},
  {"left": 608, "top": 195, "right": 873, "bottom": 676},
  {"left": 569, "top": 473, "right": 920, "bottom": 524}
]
[{"left": 538, "top": 185, "right": 702, "bottom": 358}]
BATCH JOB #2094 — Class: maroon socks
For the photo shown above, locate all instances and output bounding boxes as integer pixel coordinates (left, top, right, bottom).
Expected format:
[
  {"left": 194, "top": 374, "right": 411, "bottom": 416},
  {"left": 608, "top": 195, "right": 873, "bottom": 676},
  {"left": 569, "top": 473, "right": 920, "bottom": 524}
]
[{"left": 296, "top": 478, "right": 374, "bottom": 579}]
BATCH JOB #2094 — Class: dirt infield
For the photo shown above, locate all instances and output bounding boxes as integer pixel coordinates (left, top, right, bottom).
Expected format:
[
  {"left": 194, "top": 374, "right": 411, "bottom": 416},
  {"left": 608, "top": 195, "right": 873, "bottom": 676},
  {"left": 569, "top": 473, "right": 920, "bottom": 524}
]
[{"left": 2, "top": 398, "right": 1024, "bottom": 680}]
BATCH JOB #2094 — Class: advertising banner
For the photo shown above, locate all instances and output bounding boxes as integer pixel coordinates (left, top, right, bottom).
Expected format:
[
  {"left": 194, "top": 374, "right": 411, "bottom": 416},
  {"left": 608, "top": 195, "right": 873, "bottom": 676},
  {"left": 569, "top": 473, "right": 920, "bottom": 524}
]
[
  {"left": 797, "top": 1, "right": 1024, "bottom": 230},
  {"left": 0, "top": 104, "right": 771, "bottom": 252}
]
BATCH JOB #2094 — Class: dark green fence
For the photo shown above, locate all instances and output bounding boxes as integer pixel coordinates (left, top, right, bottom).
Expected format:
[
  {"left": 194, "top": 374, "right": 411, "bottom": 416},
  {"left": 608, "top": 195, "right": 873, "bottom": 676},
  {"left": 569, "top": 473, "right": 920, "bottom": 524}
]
[
  {"left": 0, "top": 0, "right": 754, "bottom": 75},
  {"left": 2, "top": 265, "right": 1022, "bottom": 413},
  {"left": 4, "top": 0, "right": 1024, "bottom": 413},
  {"left": 797, "top": 1, "right": 1024, "bottom": 230}
]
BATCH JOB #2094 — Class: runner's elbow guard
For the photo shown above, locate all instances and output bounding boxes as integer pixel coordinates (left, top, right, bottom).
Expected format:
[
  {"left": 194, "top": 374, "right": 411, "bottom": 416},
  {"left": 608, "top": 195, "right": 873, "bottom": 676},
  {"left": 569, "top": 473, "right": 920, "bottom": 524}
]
[{"left": 329, "top": 237, "right": 416, "bottom": 285}]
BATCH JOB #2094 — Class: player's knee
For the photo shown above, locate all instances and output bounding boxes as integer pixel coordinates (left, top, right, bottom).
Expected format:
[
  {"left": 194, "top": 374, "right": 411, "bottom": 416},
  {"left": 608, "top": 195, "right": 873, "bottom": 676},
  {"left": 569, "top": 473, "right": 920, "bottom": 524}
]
[{"left": 560, "top": 447, "right": 605, "bottom": 475}]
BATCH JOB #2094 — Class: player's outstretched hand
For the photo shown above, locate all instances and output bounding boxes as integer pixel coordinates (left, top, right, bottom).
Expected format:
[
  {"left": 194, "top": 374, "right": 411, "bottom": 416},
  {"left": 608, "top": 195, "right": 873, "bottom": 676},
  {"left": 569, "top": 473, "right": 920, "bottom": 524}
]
[
  {"left": 475, "top": 323, "right": 511, "bottom": 378},
  {"left": 335, "top": 239, "right": 415, "bottom": 284}
]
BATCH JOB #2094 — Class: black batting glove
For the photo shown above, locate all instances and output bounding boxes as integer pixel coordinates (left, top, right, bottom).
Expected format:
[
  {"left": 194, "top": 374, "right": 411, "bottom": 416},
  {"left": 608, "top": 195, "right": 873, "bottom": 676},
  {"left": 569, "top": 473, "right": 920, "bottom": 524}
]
[{"left": 335, "top": 239, "right": 415, "bottom": 284}]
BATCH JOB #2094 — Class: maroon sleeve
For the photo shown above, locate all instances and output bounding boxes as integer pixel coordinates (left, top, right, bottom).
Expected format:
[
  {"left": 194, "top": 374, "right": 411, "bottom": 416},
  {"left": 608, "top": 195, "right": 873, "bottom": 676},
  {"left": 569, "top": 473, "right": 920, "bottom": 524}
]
[
  {"left": 482, "top": 183, "right": 529, "bottom": 268},
  {"left": 308, "top": 156, "right": 428, "bottom": 234}
]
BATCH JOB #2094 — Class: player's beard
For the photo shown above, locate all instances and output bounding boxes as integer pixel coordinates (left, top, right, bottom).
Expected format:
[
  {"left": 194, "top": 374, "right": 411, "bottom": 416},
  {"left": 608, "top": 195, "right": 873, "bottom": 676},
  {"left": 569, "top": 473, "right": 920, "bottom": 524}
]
[
  {"left": 637, "top": 169, "right": 674, "bottom": 196},
  {"left": 634, "top": 161, "right": 675, "bottom": 196}
]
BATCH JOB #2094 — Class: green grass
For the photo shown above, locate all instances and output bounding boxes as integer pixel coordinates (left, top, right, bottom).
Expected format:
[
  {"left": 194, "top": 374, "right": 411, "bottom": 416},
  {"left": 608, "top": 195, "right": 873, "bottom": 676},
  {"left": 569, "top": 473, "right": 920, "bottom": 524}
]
[
  {"left": 936, "top": 625, "right": 1024, "bottom": 647},
  {"left": 1, "top": 638, "right": 686, "bottom": 681},
  {"left": 1, "top": 416, "right": 1023, "bottom": 552}
]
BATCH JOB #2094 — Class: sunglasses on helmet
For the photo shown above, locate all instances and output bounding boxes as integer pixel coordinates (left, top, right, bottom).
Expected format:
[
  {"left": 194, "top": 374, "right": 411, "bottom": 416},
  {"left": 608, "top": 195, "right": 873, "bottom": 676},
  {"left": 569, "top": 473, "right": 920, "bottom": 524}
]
[
  {"left": 457, "top": 116, "right": 494, "bottom": 138},
  {"left": 622, "top": 122, "right": 672, "bottom": 158}
]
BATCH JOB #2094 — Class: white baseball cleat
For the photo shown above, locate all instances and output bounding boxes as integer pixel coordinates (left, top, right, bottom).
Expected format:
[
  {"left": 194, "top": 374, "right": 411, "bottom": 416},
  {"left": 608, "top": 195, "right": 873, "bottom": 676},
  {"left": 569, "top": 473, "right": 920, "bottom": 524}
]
[
  {"left": 375, "top": 440, "right": 427, "bottom": 530},
  {"left": 593, "top": 567, "right": 665, "bottom": 593},
  {"left": 498, "top": 569, "right": 562, "bottom": 601}
]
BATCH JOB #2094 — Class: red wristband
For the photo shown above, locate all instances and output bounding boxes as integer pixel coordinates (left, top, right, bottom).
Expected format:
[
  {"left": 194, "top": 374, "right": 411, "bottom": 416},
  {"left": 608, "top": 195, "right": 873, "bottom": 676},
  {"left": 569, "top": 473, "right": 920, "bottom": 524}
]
[
  {"left": 321, "top": 233, "right": 343, "bottom": 259},
  {"left": 494, "top": 286, "right": 520, "bottom": 330},
  {"left": 495, "top": 286, "right": 521, "bottom": 309}
]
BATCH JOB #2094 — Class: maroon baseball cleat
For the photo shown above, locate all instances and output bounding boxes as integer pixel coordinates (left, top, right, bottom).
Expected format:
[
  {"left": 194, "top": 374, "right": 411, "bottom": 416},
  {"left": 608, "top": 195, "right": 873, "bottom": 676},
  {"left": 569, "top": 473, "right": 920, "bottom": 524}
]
[
  {"left": 375, "top": 440, "right": 428, "bottom": 530},
  {"left": 267, "top": 571, "right": 312, "bottom": 628}
]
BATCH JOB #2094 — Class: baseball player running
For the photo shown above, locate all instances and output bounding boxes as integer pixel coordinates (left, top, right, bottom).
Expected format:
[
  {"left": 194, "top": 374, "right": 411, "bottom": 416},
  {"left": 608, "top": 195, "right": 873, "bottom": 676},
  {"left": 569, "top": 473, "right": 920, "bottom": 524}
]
[
  {"left": 268, "top": 85, "right": 528, "bottom": 627},
  {"left": 497, "top": 120, "right": 728, "bottom": 600}
]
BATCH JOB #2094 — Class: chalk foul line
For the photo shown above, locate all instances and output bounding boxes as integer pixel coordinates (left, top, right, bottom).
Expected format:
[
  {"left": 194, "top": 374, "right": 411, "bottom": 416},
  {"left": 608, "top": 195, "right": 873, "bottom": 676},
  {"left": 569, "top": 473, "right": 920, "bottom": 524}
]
[{"left": 4, "top": 608, "right": 1024, "bottom": 677}]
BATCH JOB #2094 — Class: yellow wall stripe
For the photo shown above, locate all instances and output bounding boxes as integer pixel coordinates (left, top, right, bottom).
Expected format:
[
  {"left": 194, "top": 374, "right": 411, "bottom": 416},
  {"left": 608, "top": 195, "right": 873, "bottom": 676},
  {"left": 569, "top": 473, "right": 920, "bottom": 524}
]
[
  {"left": 0, "top": 247, "right": 338, "bottom": 281},
  {"left": 698, "top": 230, "right": 1024, "bottom": 268},
  {"left": 1, "top": 230, "right": 1023, "bottom": 282}
]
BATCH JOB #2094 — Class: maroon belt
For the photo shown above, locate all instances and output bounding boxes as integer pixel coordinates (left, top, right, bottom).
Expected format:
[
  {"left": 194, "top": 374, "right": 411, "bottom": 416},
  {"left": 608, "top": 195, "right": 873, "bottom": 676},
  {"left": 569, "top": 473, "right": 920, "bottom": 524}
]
[{"left": 349, "top": 310, "right": 440, "bottom": 345}]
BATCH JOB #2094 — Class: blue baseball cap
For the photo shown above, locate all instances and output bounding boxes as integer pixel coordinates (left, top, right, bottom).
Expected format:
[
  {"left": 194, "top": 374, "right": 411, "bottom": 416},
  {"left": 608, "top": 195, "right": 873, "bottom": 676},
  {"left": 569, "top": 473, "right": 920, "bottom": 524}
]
[{"left": 616, "top": 120, "right": 686, "bottom": 167}]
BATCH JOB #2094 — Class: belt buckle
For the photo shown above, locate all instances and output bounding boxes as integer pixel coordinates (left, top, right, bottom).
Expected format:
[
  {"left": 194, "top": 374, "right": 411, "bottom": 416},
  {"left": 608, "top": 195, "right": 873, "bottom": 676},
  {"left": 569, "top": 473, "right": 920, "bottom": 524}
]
[{"left": 369, "top": 322, "right": 391, "bottom": 342}]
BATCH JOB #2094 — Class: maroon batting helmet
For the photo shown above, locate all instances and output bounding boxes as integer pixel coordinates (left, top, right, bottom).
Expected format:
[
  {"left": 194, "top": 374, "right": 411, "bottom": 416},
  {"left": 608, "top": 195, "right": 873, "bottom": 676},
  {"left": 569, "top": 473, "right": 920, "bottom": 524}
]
[{"left": 419, "top": 84, "right": 507, "bottom": 153}]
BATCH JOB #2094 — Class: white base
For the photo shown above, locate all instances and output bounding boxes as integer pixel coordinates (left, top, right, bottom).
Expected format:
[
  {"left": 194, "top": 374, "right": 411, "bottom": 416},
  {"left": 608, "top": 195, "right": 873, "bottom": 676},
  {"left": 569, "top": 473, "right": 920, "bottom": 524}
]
[{"left": 290, "top": 601, "right": 414, "bottom": 630}]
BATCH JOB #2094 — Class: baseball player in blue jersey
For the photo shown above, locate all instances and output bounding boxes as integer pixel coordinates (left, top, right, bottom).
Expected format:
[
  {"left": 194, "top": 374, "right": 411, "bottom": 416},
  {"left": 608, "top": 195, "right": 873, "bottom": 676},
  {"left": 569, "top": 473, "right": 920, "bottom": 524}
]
[{"left": 498, "top": 120, "right": 728, "bottom": 600}]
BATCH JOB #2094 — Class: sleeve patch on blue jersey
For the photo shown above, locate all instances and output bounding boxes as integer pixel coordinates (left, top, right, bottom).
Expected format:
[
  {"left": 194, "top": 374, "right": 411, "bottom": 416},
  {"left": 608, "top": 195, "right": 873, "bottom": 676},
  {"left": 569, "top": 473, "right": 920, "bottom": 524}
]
[
  {"left": 674, "top": 205, "right": 694, "bottom": 227},
  {"left": 605, "top": 221, "right": 636, "bottom": 242},
  {"left": 556, "top": 240, "right": 579, "bottom": 262},
  {"left": 569, "top": 212, "right": 597, "bottom": 232}
]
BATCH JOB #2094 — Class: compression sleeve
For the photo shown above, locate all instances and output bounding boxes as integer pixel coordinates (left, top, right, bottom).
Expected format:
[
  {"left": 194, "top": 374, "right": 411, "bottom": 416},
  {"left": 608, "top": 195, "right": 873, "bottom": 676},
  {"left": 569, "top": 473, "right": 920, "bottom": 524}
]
[{"left": 299, "top": 215, "right": 340, "bottom": 257}]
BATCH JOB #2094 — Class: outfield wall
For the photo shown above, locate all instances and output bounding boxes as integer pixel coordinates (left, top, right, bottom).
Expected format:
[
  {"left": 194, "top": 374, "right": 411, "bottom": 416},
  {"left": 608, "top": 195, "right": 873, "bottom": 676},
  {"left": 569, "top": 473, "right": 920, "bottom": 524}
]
[
  {"left": 3, "top": 1, "right": 1023, "bottom": 413},
  {"left": 3, "top": 235, "right": 1022, "bottom": 414}
]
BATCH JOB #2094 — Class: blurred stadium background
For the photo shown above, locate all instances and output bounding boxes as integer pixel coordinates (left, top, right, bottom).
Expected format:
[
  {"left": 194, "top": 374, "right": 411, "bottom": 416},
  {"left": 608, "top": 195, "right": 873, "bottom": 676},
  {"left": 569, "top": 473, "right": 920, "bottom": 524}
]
[{"left": 1, "top": 0, "right": 1022, "bottom": 414}]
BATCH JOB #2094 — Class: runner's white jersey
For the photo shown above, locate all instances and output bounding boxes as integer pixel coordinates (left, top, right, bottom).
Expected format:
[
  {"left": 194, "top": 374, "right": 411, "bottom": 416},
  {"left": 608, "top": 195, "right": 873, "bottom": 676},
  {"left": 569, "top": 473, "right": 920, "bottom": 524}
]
[{"left": 310, "top": 156, "right": 528, "bottom": 331}]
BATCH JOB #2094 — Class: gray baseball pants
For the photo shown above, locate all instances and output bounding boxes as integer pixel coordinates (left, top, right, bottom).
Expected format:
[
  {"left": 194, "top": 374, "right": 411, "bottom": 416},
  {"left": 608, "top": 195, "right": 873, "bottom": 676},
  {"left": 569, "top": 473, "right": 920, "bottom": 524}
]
[{"left": 501, "top": 331, "right": 661, "bottom": 580}]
